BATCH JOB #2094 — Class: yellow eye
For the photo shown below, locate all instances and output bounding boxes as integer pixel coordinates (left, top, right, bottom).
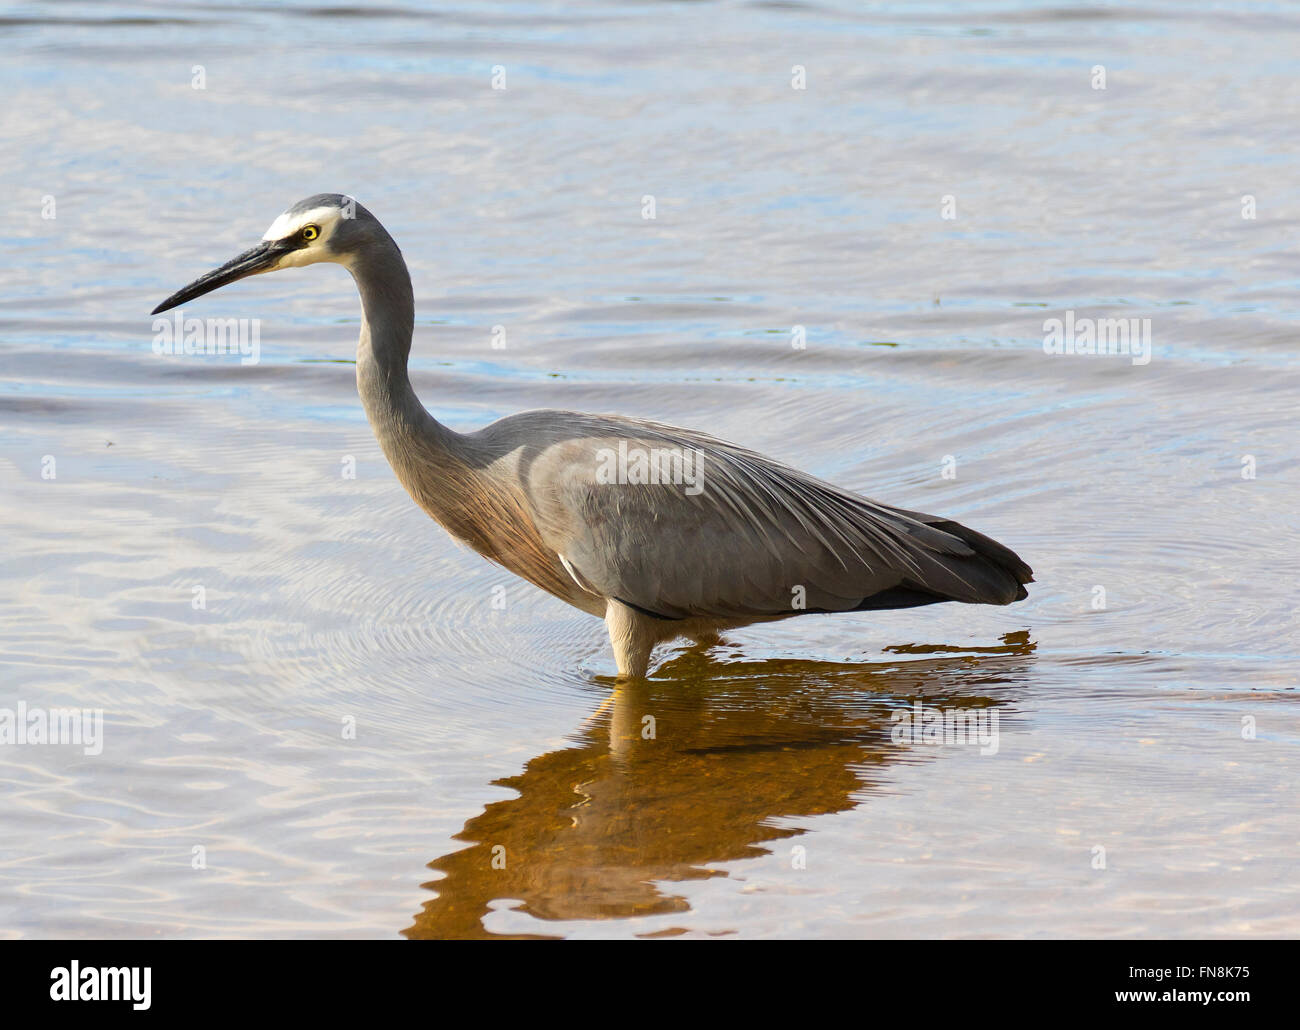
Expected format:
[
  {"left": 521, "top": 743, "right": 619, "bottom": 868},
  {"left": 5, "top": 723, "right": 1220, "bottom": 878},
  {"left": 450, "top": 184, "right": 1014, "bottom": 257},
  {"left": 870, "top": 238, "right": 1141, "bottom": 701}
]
[{"left": 302, "top": 225, "right": 320, "bottom": 241}]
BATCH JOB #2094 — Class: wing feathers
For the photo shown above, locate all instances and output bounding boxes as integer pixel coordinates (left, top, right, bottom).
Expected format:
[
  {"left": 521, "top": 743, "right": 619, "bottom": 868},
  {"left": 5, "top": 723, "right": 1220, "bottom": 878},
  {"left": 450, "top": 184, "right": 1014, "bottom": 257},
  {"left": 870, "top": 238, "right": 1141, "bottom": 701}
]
[{"left": 510, "top": 412, "right": 1032, "bottom": 621}]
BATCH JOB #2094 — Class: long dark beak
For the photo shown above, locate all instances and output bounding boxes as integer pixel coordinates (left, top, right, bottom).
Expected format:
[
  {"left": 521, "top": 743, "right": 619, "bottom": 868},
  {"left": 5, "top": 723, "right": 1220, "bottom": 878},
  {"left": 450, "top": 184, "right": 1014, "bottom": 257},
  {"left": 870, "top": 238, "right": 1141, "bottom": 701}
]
[{"left": 151, "top": 239, "right": 294, "bottom": 315}]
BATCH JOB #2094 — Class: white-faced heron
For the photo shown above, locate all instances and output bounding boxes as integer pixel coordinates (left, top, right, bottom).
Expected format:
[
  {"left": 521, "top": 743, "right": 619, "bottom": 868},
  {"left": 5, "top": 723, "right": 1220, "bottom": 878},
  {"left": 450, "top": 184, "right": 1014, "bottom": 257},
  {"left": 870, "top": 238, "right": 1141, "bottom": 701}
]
[{"left": 152, "top": 195, "right": 1032, "bottom": 678}]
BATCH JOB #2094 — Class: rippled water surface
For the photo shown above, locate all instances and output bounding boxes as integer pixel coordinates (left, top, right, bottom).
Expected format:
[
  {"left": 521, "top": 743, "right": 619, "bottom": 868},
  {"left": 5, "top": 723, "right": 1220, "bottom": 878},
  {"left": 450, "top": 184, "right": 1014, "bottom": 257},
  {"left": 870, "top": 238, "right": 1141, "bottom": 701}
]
[{"left": 2, "top": 0, "right": 1298, "bottom": 938}]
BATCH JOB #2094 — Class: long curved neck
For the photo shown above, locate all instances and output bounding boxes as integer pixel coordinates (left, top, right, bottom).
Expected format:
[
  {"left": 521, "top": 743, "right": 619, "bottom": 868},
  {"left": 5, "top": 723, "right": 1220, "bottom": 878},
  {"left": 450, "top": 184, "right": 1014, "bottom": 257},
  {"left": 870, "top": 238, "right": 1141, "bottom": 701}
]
[
  {"left": 346, "top": 229, "right": 502, "bottom": 556},
  {"left": 349, "top": 233, "right": 449, "bottom": 448},
  {"left": 345, "top": 228, "right": 574, "bottom": 601}
]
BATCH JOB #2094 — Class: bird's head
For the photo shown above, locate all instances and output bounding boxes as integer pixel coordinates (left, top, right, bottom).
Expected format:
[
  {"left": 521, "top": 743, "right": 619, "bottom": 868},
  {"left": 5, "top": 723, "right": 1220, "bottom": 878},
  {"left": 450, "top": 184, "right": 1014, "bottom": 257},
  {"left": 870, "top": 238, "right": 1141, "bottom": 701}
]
[{"left": 151, "top": 193, "right": 378, "bottom": 315}]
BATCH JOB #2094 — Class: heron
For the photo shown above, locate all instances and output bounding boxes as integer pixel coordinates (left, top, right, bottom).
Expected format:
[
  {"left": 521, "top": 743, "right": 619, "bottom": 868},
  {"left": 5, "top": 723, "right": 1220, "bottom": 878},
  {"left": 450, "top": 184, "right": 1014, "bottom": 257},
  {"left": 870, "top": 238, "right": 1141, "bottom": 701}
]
[{"left": 152, "top": 194, "right": 1032, "bottom": 678}]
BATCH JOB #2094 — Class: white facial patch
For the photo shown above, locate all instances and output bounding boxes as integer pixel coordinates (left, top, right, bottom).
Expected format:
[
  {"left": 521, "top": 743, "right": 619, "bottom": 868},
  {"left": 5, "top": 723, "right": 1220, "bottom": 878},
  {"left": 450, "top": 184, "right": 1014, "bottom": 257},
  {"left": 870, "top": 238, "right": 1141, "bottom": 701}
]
[
  {"left": 261, "top": 204, "right": 343, "bottom": 269},
  {"left": 261, "top": 205, "right": 341, "bottom": 243}
]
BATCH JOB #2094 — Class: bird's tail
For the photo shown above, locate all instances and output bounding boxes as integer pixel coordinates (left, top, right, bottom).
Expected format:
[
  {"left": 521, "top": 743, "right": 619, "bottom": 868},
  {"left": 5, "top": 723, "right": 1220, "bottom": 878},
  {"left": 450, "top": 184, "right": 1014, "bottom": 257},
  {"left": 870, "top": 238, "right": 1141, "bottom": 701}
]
[
  {"left": 924, "top": 516, "right": 1034, "bottom": 601},
  {"left": 874, "top": 505, "right": 1034, "bottom": 608}
]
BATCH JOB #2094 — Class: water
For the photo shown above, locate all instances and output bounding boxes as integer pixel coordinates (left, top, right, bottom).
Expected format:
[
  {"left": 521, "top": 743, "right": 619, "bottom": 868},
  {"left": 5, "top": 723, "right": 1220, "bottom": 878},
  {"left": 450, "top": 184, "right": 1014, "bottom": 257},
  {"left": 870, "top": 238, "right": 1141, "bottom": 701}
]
[{"left": 1, "top": 0, "right": 1297, "bottom": 939}]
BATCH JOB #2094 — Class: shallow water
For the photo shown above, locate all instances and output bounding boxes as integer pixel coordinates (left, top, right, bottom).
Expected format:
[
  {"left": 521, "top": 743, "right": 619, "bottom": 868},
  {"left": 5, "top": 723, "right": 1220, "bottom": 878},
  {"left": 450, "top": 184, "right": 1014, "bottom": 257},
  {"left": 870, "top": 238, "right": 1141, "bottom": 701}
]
[{"left": 1, "top": 0, "right": 1297, "bottom": 938}]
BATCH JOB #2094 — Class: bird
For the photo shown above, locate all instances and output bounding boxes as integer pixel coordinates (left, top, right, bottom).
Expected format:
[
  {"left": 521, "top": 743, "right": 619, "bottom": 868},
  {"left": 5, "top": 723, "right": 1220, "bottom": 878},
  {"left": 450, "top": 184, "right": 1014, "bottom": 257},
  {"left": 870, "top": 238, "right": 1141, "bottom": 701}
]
[{"left": 152, "top": 194, "right": 1032, "bottom": 679}]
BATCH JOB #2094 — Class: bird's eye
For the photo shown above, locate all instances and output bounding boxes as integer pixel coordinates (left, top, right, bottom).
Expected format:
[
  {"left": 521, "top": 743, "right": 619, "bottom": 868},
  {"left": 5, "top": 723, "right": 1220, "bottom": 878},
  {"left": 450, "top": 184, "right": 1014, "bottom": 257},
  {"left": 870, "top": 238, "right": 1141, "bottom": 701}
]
[{"left": 302, "top": 225, "right": 320, "bottom": 241}]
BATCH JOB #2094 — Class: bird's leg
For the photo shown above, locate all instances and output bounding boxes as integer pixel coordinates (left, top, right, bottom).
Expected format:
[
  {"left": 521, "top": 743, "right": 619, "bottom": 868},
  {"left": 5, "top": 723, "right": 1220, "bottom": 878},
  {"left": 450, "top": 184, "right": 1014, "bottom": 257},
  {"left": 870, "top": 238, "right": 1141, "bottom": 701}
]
[{"left": 604, "top": 599, "right": 655, "bottom": 679}]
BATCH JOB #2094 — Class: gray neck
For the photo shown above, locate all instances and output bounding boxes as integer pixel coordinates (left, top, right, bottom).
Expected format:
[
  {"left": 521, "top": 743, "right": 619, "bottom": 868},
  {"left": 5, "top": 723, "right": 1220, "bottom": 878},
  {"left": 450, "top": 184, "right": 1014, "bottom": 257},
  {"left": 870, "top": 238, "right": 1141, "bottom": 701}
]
[
  {"left": 349, "top": 233, "right": 450, "bottom": 449},
  {"left": 347, "top": 229, "right": 492, "bottom": 549}
]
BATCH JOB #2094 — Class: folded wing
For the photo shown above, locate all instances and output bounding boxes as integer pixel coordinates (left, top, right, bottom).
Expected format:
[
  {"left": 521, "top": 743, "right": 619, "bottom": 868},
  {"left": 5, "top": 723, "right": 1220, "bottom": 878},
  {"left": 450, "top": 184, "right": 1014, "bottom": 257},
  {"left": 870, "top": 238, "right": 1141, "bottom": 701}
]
[{"left": 517, "top": 414, "right": 1032, "bottom": 621}]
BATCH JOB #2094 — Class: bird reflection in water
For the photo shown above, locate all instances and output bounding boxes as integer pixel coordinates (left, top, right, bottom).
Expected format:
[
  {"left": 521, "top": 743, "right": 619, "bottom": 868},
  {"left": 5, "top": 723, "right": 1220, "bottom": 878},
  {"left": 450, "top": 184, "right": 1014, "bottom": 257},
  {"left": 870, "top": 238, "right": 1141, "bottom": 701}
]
[{"left": 404, "top": 631, "right": 1034, "bottom": 939}]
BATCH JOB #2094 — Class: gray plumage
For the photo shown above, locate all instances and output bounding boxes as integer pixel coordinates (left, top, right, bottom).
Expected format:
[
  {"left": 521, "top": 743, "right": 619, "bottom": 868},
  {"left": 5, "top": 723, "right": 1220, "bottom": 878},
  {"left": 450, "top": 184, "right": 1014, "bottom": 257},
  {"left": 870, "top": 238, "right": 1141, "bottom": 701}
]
[{"left": 152, "top": 194, "right": 1032, "bottom": 678}]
